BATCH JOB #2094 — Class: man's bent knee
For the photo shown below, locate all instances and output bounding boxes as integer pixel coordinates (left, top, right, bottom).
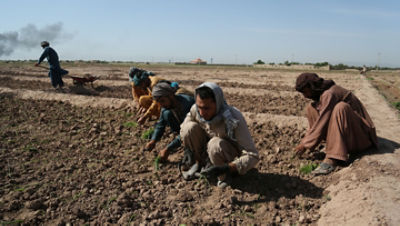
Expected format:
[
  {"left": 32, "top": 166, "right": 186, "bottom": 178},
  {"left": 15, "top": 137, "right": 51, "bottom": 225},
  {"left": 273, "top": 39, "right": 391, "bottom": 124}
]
[
  {"left": 207, "top": 137, "right": 234, "bottom": 165},
  {"left": 180, "top": 121, "right": 202, "bottom": 139},
  {"left": 162, "top": 109, "right": 173, "bottom": 120},
  {"left": 333, "top": 102, "right": 351, "bottom": 114},
  {"left": 207, "top": 137, "right": 225, "bottom": 156},
  {"left": 139, "top": 95, "right": 152, "bottom": 108}
]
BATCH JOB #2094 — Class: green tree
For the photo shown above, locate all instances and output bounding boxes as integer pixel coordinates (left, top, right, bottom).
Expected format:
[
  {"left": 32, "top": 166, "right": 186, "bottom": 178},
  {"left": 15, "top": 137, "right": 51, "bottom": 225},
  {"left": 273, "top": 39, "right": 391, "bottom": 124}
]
[
  {"left": 331, "top": 63, "right": 348, "bottom": 70},
  {"left": 314, "top": 62, "right": 329, "bottom": 67},
  {"left": 254, "top": 59, "right": 265, "bottom": 64}
]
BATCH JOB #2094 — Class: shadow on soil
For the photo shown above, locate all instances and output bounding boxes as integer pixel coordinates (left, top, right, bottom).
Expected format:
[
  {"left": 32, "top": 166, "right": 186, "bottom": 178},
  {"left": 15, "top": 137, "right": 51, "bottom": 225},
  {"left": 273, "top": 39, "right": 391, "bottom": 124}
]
[
  {"left": 67, "top": 84, "right": 114, "bottom": 96},
  {"left": 349, "top": 136, "right": 400, "bottom": 162},
  {"left": 375, "top": 137, "right": 400, "bottom": 154},
  {"left": 229, "top": 169, "right": 323, "bottom": 205},
  {"left": 68, "top": 85, "right": 99, "bottom": 96}
]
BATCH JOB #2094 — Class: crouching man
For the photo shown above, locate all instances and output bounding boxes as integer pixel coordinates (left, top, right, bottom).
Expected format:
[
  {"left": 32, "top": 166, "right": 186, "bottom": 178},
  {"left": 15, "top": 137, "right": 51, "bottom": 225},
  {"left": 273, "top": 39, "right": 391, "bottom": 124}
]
[
  {"left": 294, "top": 73, "right": 377, "bottom": 175},
  {"left": 128, "top": 67, "right": 161, "bottom": 124},
  {"left": 144, "top": 81, "right": 195, "bottom": 161},
  {"left": 180, "top": 82, "right": 259, "bottom": 188}
]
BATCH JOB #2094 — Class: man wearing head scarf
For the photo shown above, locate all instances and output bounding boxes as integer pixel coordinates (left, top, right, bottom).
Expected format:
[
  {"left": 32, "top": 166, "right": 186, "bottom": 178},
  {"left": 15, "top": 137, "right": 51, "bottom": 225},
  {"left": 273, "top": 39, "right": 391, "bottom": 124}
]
[
  {"left": 128, "top": 67, "right": 193, "bottom": 124},
  {"left": 294, "top": 73, "right": 377, "bottom": 175},
  {"left": 180, "top": 82, "right": 259, "bottom": 188},
  {"left": 144, "top": 81, "right": 195, "bottom": 161},
  {"left": 35, "top": 41, "right": 69, "bottom": 91},
  {"left": 128, "top": 67, "right": 162, "bottom": 124}
]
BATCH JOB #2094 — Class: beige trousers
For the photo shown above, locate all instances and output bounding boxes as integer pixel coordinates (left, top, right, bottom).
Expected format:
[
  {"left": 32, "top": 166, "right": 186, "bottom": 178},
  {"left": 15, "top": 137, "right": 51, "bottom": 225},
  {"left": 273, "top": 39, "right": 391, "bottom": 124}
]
[{"left": 180, "top": 121, "right": 241, "bottom": 166}]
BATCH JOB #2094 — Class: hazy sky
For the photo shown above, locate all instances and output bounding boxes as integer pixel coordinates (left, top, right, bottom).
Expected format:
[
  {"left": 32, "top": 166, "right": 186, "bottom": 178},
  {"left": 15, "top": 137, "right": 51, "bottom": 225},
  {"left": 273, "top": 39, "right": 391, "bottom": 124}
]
[{"left": 1, "top": 0, "right": 399, "bottom": 67}]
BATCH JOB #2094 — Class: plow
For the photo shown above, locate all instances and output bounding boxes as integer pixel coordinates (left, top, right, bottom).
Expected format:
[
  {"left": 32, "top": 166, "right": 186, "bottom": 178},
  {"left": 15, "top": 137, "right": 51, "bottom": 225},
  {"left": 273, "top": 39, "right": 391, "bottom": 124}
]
[{"left": 70, "top": 75, "right": 99, "bottom": 87}]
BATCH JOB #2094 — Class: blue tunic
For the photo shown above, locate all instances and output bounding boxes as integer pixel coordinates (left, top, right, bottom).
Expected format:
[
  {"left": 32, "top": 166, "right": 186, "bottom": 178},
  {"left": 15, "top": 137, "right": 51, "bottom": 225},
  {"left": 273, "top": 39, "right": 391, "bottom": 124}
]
[
  {"left": 151, "top": 94, "right": 195, "bottom": 151},
  {"left": 38, "top": 47, "right": 60, "bottom": 69},
  {"left": 38, "top": 47, "right": 68, "bottom": 87}
]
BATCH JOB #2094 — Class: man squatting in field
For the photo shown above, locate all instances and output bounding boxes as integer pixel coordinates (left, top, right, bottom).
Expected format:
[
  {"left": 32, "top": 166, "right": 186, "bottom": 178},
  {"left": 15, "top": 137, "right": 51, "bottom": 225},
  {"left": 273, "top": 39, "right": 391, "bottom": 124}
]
[
  {"left": 294, "top": 73, "right": 377, "bottom": 175},
  {"left": 128, "top": 67, "right": 161, "bottom": 124},
  {"left": 144, "top": 81, "right": 195, "bottom": 161},
  {"left": 128, "top": 67, "right": 191, "bottom": 124},
  {"left": 180, "top": 82, "right": 259, "bottom": 188},
  {"left": 35, "top": 41, "right": 68, "bottom": 91}
]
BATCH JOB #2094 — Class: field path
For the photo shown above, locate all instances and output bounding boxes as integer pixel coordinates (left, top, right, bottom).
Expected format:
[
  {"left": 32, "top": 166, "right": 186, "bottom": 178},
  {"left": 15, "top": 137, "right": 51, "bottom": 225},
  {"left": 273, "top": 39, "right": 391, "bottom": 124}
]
[{"left": 318, "top": 75, "right": 400, "bottom": 225}]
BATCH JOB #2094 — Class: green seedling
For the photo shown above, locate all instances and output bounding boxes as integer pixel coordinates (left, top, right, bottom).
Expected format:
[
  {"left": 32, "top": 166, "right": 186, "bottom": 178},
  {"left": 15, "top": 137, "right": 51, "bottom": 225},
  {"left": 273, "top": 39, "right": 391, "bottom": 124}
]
[
  {"left": 14, "top": 187, "right": 26, "bottom": 192},
  {"left": 391, "top": 102, "right": 400, "bottom": 111},
  {"left": 324, "top": 194, "right": 332, "bottom": 201},
  {"left": 233, "top": 209, "right": 255, "bottom": 219},
  {"left": 187, "top": 205, "right": 192, "bottom": 217},
  {"left": 1, "top": 220, "right": 24, "bottom": 225},
  {"left": 154, "top": 156, "right": 161, "bottom": 171},
  {"left": 7, "top": 139, "right": 15, "bottom": 144},
  {"left": 73, "top": 192, "right": 83, "bottom": 201},
  {"left": 103, "top": 196, "right": 117, "bottom": 210},
  {"left": 23, "top": 144, "right": 38, "bottom": 152},
  {"left": 128, "top": 214, "right": 136, "bottom": 223},
  {"left": 124, "top": 112, "right": 133, "bottom": 118},
  {"left": 299, "top": 162, "right": 318, "bottom": 174},
  {"left": 198, "top": 174, "right": 210, "bottom": 187},
  {"left": 141, "top": 128, "right": 154, "bottom": 140},
  {"left": 123, "top": 121, "right": 138, "bottom": 128},
  {"left": 244, "top": 212, "right": 255, "bottom": 219},
  {"left": 40, "top": 138, "right": 52, "bottom": 145}
]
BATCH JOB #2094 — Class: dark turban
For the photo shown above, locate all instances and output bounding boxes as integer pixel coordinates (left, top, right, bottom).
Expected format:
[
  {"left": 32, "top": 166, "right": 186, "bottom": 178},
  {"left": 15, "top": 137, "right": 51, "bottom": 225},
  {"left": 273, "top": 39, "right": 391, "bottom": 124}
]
[
  {"left": 295, "top": 73, "right": 335, "bottom": 93},
  {"left": 128, "top": 67, "right": 154, "bottom": 85},
  {"left": 152, "top": 81, "right": 178, "bottom": 99},
  {"left": 40, "top": 41, "right": 49, "bottom": 47}
]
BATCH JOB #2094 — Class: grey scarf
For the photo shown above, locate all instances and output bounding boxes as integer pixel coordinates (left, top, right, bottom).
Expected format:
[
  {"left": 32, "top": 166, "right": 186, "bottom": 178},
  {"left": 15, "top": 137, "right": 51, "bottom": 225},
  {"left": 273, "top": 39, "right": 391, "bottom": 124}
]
[{"left": 195, "top": 82, "right": 239, "bottom": 141}]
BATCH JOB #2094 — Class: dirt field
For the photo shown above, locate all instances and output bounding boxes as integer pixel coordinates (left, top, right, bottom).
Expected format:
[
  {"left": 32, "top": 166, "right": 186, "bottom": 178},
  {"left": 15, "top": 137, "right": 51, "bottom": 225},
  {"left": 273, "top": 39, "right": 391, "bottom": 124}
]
[
  {"left": 1, "top": 62, "right": 399, "bottom": 225},
  {"left": 366, "top": 70, "right": 400, "bottom": 113}
]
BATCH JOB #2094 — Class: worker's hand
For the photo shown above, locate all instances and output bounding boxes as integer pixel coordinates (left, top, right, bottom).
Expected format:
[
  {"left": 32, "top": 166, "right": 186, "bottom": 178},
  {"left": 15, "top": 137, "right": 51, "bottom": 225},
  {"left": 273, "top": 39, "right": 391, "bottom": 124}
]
[
  {"left": 137, "top": 115, "right": 148, "bottom": 124},
  {"left": 201, "top": 164, "right": 230, "bottom": 178},
  {"left": 138, "top": 107, "right": 147, "bottom": 115},
  {"left": 228, "top": 162, "right": 238, "bottom": 174},
  {"left": 34, "top": 63, "right": 39, "bottom": 67},
  {"left": 294, "top": 143, "right": 306, "bottom": 156},
  {"left": 145, "top": 140, "right": 156, "bottom": 151},
  {"left": 158, "top": 147, "right": 170, "bottom": 162}
]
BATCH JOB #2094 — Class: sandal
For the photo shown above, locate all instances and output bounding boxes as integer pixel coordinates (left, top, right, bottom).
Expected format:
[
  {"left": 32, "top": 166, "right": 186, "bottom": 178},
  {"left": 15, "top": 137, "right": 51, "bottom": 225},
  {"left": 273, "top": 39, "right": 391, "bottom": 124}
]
[
  {"left": 179, "top": 162, "right": 201, "bottom": 181},
  {"left": 312, "top": 162, "right": 335, "bottom": 175}
]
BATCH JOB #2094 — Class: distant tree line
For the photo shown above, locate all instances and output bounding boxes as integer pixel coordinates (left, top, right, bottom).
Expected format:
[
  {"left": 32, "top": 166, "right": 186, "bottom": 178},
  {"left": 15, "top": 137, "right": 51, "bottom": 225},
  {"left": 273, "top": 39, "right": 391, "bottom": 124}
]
[{"left": 253, "top": 59, "right": 399, "bottom": 70}]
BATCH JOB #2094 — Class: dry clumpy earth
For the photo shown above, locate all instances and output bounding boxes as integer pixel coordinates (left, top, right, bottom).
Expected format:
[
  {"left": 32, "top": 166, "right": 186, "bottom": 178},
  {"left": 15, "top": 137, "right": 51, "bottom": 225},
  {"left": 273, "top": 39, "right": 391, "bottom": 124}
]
[{"left": 1, "top": 62, "right": 400, "bottom": 225}]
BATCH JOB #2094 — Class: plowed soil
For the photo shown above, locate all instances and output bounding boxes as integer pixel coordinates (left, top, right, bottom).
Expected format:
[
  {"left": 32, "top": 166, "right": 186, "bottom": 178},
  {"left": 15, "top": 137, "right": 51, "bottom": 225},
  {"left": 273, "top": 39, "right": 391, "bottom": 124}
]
[{"left": 1, "top": 63, "right": 399, "bottom": 225}]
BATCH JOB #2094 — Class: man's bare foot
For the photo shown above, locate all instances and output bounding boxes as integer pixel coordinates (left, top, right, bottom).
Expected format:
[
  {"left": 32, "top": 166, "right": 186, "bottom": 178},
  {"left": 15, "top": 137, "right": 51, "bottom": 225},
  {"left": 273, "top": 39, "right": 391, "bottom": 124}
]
[{"left": 159, "top": 148, "right": 169, "bottom": 162}]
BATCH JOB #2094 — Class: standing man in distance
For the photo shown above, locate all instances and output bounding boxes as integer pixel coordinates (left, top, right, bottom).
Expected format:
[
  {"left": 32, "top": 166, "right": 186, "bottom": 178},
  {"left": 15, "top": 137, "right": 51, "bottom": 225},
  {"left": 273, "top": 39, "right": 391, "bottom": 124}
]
[{"left": 35, "top": 41, "right": 68, "bottom": 91}]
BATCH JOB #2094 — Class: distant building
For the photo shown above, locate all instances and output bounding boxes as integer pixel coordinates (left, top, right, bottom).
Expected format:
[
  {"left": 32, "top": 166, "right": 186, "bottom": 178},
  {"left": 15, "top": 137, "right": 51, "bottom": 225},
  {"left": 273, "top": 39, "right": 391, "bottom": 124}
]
[{"left": 190, "top": 58, "right": 207, "bottom": 65}]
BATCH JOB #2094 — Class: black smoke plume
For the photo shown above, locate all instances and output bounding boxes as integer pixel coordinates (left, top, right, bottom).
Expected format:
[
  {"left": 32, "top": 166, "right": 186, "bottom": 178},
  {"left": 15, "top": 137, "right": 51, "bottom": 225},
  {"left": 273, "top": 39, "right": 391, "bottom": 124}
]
[{"left": 0, "top": 22, "right": 71, "bottom": 57}]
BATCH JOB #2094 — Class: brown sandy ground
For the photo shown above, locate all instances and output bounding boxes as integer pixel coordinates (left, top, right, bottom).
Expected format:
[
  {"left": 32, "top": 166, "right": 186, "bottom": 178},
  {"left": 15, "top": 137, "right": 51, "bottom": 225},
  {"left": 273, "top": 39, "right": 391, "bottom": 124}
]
[
  {"left": 0, "top": 76, "right": 308, "bottom": 116},
  {"left": 0, "top": 93, "right": 331, "bottom": 225},
  {"left": 0, "top": 63, "right": 399, "bottom": 225}
]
